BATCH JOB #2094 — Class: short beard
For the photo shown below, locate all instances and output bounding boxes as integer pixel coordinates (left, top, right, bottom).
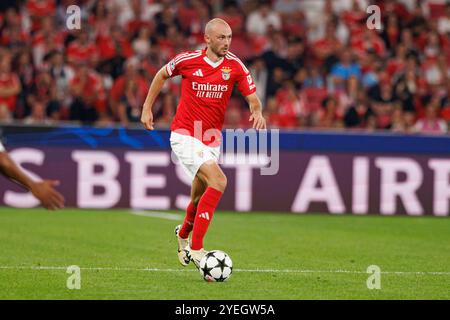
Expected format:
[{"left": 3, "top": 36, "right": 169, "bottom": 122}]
[{"left": 212, "top": 46, "right": 226, "bottom": 58}]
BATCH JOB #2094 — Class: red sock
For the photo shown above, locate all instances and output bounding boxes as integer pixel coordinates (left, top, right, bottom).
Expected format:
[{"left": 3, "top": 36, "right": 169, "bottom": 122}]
[
  {"left": 191, "top": 187, "right": 223, "bottom": 250},
  {"left": 179, "top": 201, "right": 197, "bottom": 239}
]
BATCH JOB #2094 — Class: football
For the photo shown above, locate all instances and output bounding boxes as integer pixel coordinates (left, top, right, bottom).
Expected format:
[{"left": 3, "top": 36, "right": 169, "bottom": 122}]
[{"left": 199, "top": 250, "right": 233, "bottom": 282}]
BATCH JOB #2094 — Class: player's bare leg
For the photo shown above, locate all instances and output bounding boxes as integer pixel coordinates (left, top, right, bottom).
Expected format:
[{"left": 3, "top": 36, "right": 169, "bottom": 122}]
[
  {"left": 188, "top": 160, "right": 226, "bottom": 268},
  {"left": 196, "top": 161, "right": 227, "bottom": 194},
  {"left": 175, "top": 176, "right": 206, "bottom": 266}
]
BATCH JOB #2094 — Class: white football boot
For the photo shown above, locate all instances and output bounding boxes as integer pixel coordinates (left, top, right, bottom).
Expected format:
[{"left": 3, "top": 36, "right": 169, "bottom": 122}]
[
  {"left": 188, "top": 248, "right": 208, "bottom": 269},
  {"left": 174, "top": 225, "right": 190, "bottom": 266}
]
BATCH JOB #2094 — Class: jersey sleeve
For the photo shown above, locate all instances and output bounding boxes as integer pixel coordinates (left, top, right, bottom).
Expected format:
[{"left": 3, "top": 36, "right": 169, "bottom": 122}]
[
  {"left": 165, "top": 56, "right": 181, "bottom": 78},
  {"left": 165, "top": 51, "right": 200, "bottom": 78},
  {"left": 236, "top": 62, "right": 257, "bottom": 97}
]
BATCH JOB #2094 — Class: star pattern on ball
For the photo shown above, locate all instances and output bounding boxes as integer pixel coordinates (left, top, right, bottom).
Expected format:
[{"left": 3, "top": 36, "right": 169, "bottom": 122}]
[
  {"left": 201, "top": 263, "right": 214, "bottom": 279},
  {"left": 199, "top": 251, "right": 232, "bottom": 282},
  {"left": 215, "top": 256, "right": 228, "bottom": 272},
  {"left": 216, "top": 274, "right": 227, "bottom": 282}
]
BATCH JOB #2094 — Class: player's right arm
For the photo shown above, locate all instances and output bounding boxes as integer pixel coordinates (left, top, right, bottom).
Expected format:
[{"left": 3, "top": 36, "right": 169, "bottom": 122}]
[
  {"left": 0, "top": 151, "right": 65, "bottom": 210},
  {"left": 140, "top": 66, "right": 170, "bottom": 130}
]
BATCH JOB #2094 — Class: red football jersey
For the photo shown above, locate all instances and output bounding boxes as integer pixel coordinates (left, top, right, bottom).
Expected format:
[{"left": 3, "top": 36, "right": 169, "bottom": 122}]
[{"left": 165, "top": 48, "right": 256, "bottom": 146}]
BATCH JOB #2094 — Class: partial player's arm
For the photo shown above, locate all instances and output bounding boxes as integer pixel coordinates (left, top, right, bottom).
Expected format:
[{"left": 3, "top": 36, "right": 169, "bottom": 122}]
[
  {"left": 141, "top": 66, "right": 170, "bottom": 130},
  {"left": 0, "top": 151, "right": 65, "bottom": 210},
  {"left": 245, "top": 93, "right": 266, "bottom": 130},
  {"left": 234, "top": 59, "right": 266, "bottom": 130}
]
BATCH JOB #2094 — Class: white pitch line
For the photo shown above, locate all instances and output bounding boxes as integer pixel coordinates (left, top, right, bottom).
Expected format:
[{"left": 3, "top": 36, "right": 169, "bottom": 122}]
[
  {"left": 0, "top": 266, "right": 195, "bottom": 272},
  {"left": 128, "top": 210, "right": 182, "bottom": 221},
  {"left": 0, "top": 266, "right": 449, "bottom": 276},
  {"left": 241, "top": 269, "right": 450, "bottom": 275}
]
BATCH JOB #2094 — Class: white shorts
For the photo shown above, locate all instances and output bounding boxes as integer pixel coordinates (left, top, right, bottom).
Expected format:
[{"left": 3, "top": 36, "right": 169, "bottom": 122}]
[
  {"left": 170, "top": 131, "right": 220, "bottom": 181},
  {"left": 0, "top": 141, "right": 4, "bottom": 152}
]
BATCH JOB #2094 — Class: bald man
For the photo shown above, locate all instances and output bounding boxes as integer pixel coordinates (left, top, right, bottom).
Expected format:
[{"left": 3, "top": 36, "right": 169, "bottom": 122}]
[{"left": 141, "top": 18, "right": 266, "bottom": 269}]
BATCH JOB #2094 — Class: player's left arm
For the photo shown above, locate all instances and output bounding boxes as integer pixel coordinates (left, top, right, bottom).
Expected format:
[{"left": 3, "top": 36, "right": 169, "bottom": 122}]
[
  {"left": 0, "top": 151, "right": 65, "bottom": 210},
  {"left": 245, "top": 92, "right": 266, "bottom": 130}
]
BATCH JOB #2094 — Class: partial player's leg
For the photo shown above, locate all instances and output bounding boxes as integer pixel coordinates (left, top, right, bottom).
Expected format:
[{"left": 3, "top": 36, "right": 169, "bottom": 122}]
[
  {"left": 189, "top": 160, "right": 226, "bottom": 267},
  {"left": 175, "top": 176, "right": 206, "bottom": 266},
  {"left": 179, "top": 176, "right": 207, "bottom": 238}
]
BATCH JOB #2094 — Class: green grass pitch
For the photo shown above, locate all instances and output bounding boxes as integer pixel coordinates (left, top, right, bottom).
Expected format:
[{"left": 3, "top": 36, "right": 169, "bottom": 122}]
[{"left": 0, "top": 207, "right": 449, "bottom": 300}]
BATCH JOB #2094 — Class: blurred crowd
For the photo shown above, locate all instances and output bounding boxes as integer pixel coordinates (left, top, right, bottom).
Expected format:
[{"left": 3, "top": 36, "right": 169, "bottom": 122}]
[{"left": 0, "top": 0, "right": 449, "bottom": 134}]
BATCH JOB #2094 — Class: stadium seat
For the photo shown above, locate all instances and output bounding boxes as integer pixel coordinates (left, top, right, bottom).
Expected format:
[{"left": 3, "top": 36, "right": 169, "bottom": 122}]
[{"left": 299, "top": 87, "right": 328, "bottom": 114}]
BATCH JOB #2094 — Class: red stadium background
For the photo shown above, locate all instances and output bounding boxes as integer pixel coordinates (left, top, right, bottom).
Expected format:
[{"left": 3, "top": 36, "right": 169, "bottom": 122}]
[{"left": 0, "top": 0, "right": 448, "bottom": 133}]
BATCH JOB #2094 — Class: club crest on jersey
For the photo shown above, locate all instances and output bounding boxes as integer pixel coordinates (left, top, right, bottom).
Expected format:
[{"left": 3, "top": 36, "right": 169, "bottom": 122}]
[
  {"left": 221, "top": 67, "right": 232, "bottom": 80},
  {"left": 169, "top": 60, "right": 175, "bottom": 71}
]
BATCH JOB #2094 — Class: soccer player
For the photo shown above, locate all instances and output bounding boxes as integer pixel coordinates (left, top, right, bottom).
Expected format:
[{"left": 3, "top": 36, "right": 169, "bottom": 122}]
[
  {"left": 141, "top": 18, "right": 266, "bottom": 268},
  {"left": 0, "top": 141, "right": 65, "bottom": 210}
]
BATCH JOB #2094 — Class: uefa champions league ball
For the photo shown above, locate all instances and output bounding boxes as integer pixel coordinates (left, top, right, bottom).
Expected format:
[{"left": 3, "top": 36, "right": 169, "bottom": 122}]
[{"left": 199, "top": 250, "right": 233, "bottom": 282}]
